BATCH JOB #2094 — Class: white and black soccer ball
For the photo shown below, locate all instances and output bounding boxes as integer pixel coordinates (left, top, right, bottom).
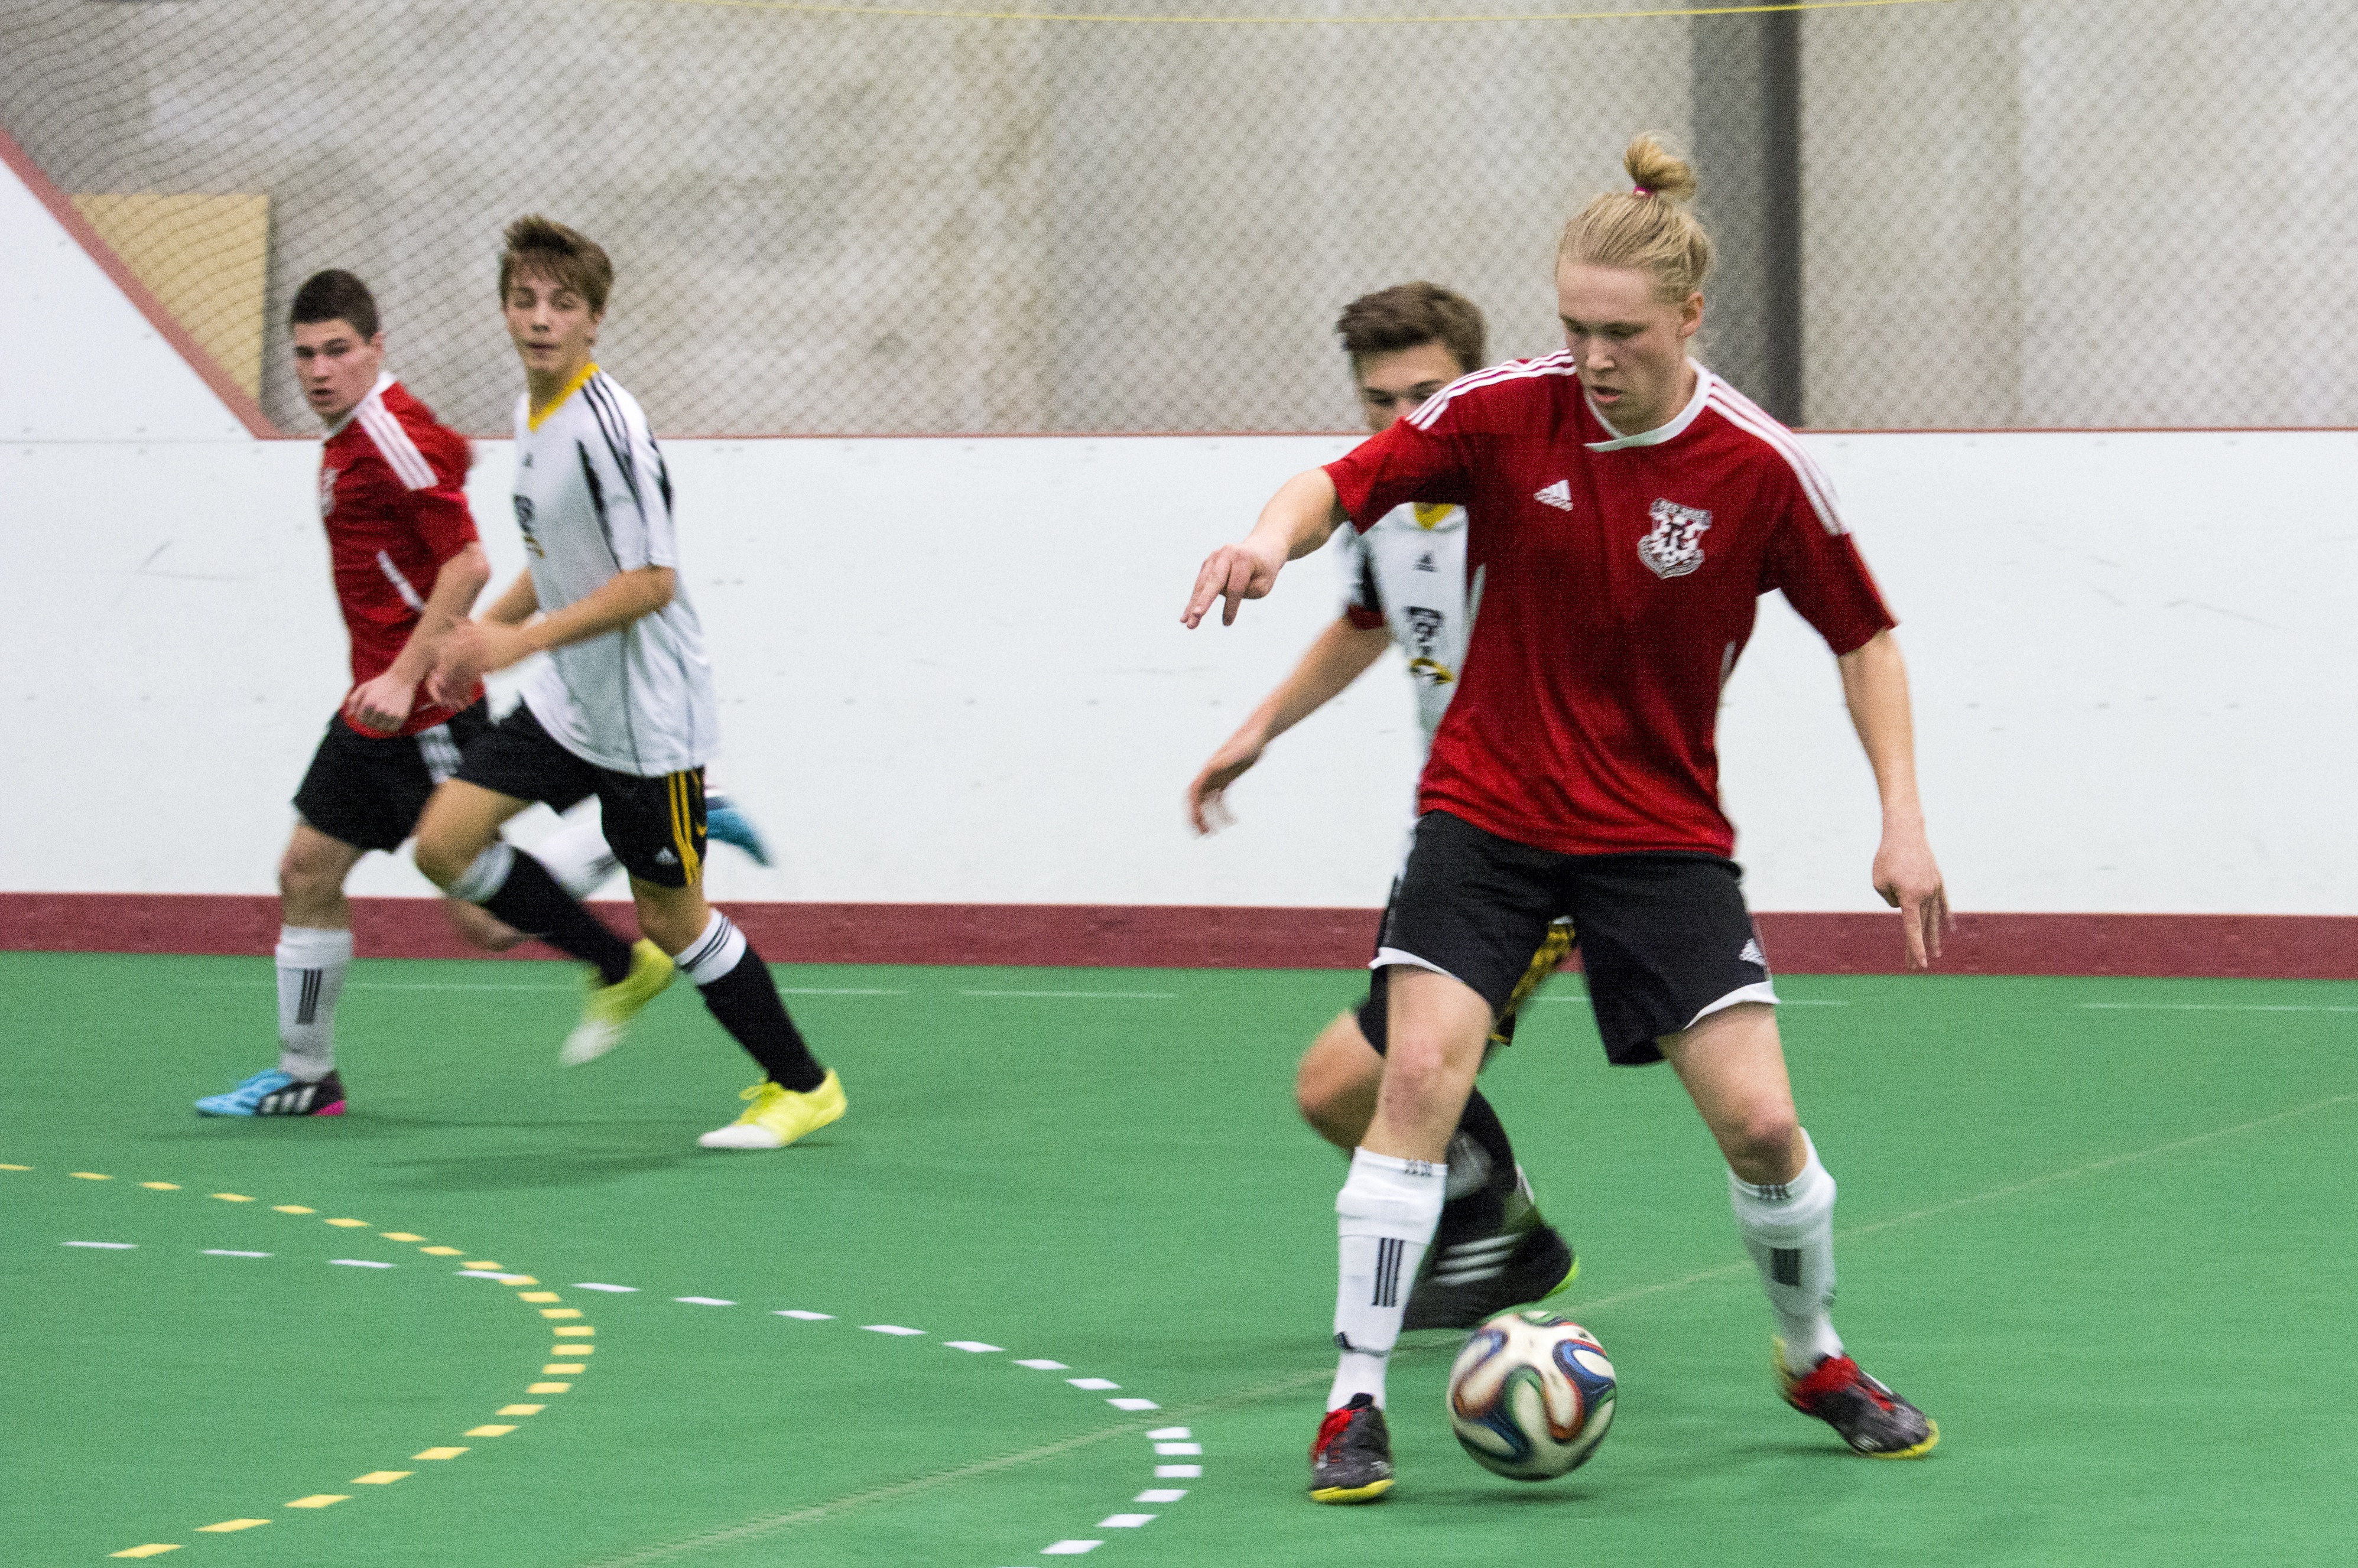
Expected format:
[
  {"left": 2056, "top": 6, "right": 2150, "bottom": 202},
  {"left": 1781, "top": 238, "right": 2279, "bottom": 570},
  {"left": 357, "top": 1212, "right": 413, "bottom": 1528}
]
[{"left": 1446, "top": 1308, "right": 1617, "bottom": 1480}]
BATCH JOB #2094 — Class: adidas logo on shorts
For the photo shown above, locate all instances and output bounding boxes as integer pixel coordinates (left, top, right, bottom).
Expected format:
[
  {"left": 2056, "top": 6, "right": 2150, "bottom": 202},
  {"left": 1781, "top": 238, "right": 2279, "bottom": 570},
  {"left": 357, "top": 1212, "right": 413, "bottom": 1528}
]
[{"left": 1739, "top": 937, "right": 1766, "bottom": 968}]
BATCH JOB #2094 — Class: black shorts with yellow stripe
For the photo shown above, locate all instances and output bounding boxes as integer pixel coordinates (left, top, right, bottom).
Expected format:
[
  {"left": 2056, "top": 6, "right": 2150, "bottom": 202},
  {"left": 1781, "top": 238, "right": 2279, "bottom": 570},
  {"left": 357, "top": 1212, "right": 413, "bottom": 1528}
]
[
  {"left": 1355, "top": 889, "right": 1573, "bottom": 1060},
  {"left": 453, "top": 704, "right": 707, "bottom": 889}
]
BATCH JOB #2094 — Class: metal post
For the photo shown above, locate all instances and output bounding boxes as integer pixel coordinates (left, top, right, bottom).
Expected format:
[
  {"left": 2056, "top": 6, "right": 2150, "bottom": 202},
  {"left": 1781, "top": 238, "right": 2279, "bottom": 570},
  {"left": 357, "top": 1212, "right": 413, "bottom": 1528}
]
[{"left": 1690, "top": 9, "right": 1804, "bottom": 425}]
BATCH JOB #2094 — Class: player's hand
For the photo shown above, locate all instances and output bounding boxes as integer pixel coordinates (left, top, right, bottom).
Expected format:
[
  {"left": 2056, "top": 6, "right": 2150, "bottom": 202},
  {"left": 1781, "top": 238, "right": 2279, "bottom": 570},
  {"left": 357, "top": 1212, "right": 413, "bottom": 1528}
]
[
  {"left": 1186, "top": 733, "right": 1266, "bottom": 835},
  {"left": 1872, "top": 826, "right": 1950, "bottom": 971},
  {"left": 343, "top": 671, "right": 415, "bottom": 737},
  {"left": 1183, "top": 539, "right": 1285, "bottom": 629},
  {"left": 427, "top": 620, "right": 525, "bottom": 707}
]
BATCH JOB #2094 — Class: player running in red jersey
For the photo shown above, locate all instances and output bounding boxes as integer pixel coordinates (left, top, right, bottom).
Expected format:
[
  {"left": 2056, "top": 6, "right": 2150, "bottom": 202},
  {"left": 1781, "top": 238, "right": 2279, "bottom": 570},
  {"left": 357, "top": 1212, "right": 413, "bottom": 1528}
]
[
  {"left": 196, "top": 270, "right": 512, "bottom": 1118},
  {"left": 1186, "top": 136, "right": 1945, "bottom": 1501},
  {"left": 1188, "top": 283, "right": 1575, "bottom": 1332}
]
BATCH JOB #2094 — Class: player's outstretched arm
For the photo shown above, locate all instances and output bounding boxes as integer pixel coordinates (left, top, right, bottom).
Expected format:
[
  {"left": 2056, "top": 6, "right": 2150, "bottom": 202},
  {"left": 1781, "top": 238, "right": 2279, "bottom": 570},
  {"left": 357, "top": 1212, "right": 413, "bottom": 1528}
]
[
  {"left": 1188, "top": 614, "right": 1391, "bottom": 834},
  {"left": 1836, "top": 629, "right": 1950, "bottom": 970},
  {"left": 345, "top": 542, "right": 491, "bottom": 735},
  {"left": 1182, "top": 468, "right": 1348, "bottom": 629},
  {"left": 429, "top": 566, "right": 673, "bottom": 704}
]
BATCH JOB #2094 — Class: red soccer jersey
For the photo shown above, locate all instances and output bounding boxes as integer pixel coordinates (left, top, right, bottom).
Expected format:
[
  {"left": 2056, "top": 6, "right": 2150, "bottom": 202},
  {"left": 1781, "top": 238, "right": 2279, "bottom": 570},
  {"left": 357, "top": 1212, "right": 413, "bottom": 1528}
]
[
  {"left": 317, "top": 375, "right": 482, "bottom": 736},
  {"left": 1323, "top": 355, "right": 1895, "bottom": 858}
]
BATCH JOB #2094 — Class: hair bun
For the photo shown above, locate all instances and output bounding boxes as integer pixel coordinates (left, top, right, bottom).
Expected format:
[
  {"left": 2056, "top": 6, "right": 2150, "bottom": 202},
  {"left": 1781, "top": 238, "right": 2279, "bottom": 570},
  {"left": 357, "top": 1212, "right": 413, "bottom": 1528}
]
[{"left": 1622, "top": 134, "right": 1698, "bottom": 205}]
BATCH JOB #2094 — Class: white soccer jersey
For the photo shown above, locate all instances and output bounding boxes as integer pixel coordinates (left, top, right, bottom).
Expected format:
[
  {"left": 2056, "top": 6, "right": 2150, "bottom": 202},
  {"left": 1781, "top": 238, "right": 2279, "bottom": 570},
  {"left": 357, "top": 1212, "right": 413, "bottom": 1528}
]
[
  {"left": 1334, "top": 500, "right": 1472, "bottom": 750},
  {"left": 510, "top": 366, "right": 716, "bottom": 777}
]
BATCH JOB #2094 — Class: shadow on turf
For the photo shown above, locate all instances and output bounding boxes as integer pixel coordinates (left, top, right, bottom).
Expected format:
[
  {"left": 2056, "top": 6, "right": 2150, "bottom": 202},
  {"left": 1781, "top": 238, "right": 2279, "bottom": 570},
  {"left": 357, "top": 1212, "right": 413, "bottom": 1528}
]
[{"left": 380, "top": 1148, "right": 692, "bottom": 1189}]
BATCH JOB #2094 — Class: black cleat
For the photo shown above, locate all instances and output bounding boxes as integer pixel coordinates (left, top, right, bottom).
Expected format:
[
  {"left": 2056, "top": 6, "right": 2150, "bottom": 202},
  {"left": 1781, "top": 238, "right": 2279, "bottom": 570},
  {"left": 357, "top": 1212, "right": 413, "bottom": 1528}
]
[
  {"left": 1309, "top": 1393, "right": 1394, "bottom": 1503},
  {"left": 1402, "top": 1222, "right": 1577, "bottom": 1331},
  {"left": 1780, "top": 1350, "right": 1939, "bottom": 1458}
]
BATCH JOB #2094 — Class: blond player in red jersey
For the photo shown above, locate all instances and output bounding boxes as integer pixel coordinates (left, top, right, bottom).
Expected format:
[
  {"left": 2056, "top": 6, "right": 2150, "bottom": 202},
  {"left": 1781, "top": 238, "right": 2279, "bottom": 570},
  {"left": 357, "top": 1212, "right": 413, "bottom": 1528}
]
[
  {"left": 196, "top": 270, "right": 512, "bottom": 1118},
  {"left": 1187, "top": 136, "right": 1947, "bottom": 1500}
]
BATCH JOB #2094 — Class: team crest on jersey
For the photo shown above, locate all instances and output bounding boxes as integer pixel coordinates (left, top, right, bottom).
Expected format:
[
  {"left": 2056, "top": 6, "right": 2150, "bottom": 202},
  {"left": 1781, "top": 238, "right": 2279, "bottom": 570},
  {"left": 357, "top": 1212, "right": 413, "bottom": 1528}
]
[
  {"left": 513, "top": 494, "right": 544, "bottom": 557},
  {"left": 1403, "top": 606, "right": 1456, "bottom": 688},
  {"left": 1638, "top": 498, "right": 1713, "bottom": 579},
  {"left": 318, "top": 467, "right": 339, "bottom": 518}
]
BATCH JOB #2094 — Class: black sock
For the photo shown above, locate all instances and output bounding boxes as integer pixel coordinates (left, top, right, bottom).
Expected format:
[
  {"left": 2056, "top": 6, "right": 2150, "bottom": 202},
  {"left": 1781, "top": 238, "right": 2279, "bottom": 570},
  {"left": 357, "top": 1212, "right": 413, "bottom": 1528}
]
[
  {"left": 479, "top": 851, "right": 633, "bottom": 984},
  {"left": 1434, "top": 1086, "right": 1523, "bottom": 1248},
  {"left": 696, "top": 942, "right": 827, "bottom": 1092}
]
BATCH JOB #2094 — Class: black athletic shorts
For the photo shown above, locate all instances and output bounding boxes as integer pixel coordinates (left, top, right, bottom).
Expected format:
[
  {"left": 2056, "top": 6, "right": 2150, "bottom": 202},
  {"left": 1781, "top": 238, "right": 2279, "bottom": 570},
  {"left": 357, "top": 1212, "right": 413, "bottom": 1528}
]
[
  {"left": 292, "top": 702, "right": 492, "bottom": 854},
  {"left": 1355, "top": 880, "right": 1573, "bottom": 1060},
  {"left": 453, "top": 704, "right": 708, "bottom": 889},
  {"left": 1379, "top": 809, "right": 1775, "bottom": 1066}
]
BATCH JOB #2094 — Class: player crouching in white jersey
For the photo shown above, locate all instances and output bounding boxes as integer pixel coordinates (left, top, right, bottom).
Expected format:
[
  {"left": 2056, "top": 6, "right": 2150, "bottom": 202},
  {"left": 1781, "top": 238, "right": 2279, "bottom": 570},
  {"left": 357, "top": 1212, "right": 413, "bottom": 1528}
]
[
  {"left": 412, "top": 216, "right": 844, "bottom": 1151},
  {"left": 1188, "top": 284, "right": 1576, "bottom": 1341}
]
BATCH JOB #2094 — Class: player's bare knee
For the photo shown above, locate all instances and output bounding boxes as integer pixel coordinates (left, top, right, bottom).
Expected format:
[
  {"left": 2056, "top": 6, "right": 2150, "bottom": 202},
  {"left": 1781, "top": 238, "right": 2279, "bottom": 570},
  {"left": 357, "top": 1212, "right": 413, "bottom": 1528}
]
[
  {"left": 1722, "top": 1103, "right": 1802, "bottom": 1178},
  {"left": 277, "top": 844, "right": 340, "bottom": 906}
]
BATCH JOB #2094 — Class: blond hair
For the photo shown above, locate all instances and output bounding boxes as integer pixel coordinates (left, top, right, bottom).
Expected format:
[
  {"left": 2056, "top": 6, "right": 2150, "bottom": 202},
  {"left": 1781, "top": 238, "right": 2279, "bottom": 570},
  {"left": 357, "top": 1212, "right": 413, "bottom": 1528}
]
[{"left": 1557, "top": 135, "right": 1713, "bottom": 304}]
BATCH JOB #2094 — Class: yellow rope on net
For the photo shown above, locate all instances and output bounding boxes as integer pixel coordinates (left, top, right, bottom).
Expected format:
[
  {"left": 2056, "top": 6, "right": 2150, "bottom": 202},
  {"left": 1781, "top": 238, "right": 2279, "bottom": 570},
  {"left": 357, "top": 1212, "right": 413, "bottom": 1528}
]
[{"left": 647, "top": 0, "right": 1958, "bottom": 29}]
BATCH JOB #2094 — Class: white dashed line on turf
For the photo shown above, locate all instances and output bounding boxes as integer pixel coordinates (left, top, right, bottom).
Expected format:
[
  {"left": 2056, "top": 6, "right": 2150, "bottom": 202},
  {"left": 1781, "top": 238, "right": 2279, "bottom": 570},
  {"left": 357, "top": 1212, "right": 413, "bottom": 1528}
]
[
  {"left": 574, "top": 1282, "right": 639, "bottom": 1292},
  {"left": 63, "top": 1240, "right": 137, "bottom": 1248},
  {"left": 538, "top": 1270, "right": 1199, "bottom": 1560}
]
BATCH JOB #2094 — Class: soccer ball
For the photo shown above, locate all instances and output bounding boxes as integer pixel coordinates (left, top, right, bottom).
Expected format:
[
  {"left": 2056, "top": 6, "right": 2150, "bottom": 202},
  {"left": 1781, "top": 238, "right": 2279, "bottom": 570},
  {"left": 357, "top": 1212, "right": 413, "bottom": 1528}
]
[{"left": 1445, "top": 1308, "right": 1617, "bottom": 1480}]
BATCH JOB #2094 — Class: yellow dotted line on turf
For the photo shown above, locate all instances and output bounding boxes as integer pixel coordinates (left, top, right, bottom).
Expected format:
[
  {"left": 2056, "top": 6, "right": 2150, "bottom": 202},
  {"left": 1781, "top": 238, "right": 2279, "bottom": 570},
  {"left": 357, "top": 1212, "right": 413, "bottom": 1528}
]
[{"left": 0, "top": 1163, "right": 593, "bottom": 1559}]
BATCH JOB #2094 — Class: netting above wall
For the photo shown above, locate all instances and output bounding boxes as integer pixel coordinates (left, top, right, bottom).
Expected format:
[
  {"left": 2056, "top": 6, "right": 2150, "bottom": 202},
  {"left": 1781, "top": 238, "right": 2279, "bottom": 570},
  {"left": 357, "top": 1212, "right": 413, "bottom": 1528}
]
[{"left": 4, "top": 0, "right": 2353, "bottom": 436}]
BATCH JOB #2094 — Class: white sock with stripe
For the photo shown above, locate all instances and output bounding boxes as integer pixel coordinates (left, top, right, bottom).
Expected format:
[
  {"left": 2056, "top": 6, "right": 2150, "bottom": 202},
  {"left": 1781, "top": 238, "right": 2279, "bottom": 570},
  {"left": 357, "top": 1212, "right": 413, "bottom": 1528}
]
[
  {"left": 1329, "top": 1147, "right": 1447, "bottom": 1411},
  {"left": 275, "top": 925, "right": 352, "bottom": 1082},
  {"left": 1729, "top": 1131, "right": 1845, "bottom": 1375}
]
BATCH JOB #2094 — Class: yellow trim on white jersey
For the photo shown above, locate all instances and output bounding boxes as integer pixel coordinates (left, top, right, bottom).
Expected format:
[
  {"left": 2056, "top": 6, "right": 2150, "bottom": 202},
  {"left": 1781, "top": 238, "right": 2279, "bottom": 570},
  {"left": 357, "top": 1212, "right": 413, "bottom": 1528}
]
[{"left": 528, "top": 361, "right": 599, "bottom": 432}]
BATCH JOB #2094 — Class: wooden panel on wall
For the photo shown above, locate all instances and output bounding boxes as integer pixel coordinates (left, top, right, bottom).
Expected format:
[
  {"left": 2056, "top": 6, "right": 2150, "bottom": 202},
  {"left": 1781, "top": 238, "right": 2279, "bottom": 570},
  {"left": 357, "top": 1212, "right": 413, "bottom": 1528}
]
[{"left": 70, "top": 192, "right": 271, "bottom": 399}]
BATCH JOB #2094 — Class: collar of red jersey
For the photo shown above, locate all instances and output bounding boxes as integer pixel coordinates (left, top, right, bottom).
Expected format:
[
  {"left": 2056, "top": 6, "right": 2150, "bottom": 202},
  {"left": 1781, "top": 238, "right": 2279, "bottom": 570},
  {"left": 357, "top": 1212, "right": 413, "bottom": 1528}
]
[
  {"left": 1583, "top": 362, "right": 1714, "bottom": 453},
  {"left": 323, "top": 371, "right": 398, "bottom": 438}
]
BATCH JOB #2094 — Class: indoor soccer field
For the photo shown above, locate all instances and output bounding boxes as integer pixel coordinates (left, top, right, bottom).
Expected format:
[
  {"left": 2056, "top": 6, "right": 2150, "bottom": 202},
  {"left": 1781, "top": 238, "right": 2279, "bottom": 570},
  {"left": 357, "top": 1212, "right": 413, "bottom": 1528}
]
[{"left": 5, "top": 951, "right": 2352, "bottom": 1567}]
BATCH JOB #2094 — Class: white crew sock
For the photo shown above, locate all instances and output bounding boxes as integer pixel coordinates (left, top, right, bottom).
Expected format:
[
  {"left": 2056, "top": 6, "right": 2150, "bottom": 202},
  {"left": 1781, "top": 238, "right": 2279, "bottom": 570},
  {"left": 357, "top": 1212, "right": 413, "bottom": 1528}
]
[
  {"left": 1329, "top": 1147, "right": 1448, "bottom": 1410},
  {"left": 535, "top": 806, "right": 622, "bottom": 900},
  {"left": 275, "top": 925, "right": 353, "bottom": 1082},
  {"left": 1728, "top": 1130, "right": 1844, "bottom": 1375}
]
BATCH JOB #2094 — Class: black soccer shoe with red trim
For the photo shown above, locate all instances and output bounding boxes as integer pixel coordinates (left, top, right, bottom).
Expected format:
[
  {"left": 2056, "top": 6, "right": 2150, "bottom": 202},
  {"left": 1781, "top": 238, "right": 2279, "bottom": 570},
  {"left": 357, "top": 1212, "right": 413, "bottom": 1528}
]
[
  {"left": 1780, "top": 1351, "right": 1939, "bottom": 1457},
  {"left": 1309, "top": 1393, "right": 1394, "bottom": 1503}
]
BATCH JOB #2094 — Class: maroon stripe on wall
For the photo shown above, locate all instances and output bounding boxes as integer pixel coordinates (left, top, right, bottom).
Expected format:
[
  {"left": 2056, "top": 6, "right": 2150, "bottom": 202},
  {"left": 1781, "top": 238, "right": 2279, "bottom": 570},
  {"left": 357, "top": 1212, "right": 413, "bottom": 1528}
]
[{"left": 4, "top": 894, "right": 2356, "bottom": 978}]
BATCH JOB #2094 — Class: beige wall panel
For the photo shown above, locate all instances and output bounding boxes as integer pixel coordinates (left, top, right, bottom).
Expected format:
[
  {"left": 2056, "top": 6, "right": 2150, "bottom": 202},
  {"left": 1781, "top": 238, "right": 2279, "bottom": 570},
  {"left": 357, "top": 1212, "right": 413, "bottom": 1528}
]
[{"left": 70, "top": 191, "right": 270, "bottom": 398}]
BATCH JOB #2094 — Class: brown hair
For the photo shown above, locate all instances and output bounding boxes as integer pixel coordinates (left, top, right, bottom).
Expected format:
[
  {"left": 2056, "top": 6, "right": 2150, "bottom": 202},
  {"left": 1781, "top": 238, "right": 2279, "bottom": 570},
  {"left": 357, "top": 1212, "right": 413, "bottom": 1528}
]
[
  {"left": 290, "top": 269, "right": 379, "bottom": 339},
  {"left": 1557, "top": 135, "right": 1713, "bottom": 304},
  {"left": 498, "top": 215, "right": 613, "bottom": 315},
  {"left": 1335, "top": 282, "right": 1486, "bottom": 376}
]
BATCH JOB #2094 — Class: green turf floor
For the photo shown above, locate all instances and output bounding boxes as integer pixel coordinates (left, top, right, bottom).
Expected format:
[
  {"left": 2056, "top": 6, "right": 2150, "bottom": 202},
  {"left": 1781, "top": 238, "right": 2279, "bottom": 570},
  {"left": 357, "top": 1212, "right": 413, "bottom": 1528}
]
[{"left": 4, "top": 952, "right": 2356, "bottom": 1566}]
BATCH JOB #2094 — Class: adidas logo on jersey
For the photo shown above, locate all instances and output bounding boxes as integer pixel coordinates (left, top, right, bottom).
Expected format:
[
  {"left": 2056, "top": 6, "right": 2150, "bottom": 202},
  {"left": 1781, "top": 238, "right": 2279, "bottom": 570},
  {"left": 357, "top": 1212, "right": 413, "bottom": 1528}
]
[
  {"left": 1739, "top": 937, "right": 1766, "bottom": 968},
  {"left": 1415, "top": 551, "right": 1437, "bottom": 572},
  {"left": 1533, "top": 479, "right": 1574, "bottom": 511}
]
